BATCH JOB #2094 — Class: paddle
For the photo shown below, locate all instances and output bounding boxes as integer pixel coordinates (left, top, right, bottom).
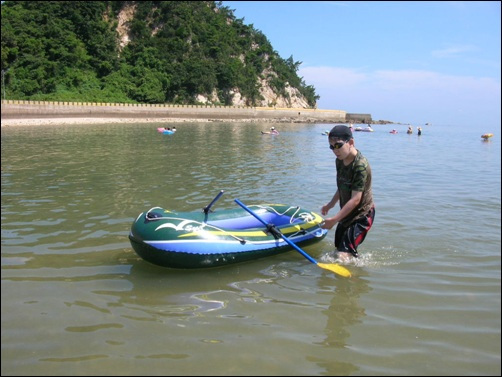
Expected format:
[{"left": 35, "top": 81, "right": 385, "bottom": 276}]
[
  {"left": 234, "top": 199, "right": 351, "bottom": 277},
  {"left": 203, "top": 190, "right": 225, "bottom": 214}
]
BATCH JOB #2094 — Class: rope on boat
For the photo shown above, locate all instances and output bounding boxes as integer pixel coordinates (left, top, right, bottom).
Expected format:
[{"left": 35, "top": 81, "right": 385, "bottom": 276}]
[
  {"left": 253, "top": 204, "right": 315, "bottom": 224},
  {"left": 253, "top": 205, "right": 314, "bottom": 240}
]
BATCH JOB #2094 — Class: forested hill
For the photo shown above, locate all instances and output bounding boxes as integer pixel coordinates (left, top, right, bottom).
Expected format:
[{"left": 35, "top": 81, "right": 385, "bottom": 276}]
[{"left": 1, "top": 1, "right": 319, "bottom": 107}]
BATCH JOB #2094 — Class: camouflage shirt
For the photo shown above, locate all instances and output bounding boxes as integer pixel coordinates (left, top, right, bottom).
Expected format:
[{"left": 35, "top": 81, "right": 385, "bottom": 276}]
[{"left": 335, "top": 149, "right": 374, "bottom": 226}]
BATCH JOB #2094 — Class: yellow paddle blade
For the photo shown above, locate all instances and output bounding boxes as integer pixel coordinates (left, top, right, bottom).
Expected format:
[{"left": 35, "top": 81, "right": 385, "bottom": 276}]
[{"left": 317, "top": 262, "right": 352, "bottom": 277}]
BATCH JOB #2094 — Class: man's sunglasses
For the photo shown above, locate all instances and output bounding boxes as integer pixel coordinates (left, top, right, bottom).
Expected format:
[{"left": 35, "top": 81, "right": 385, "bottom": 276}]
[{"left": 329, "top": 141, "right": 347, "bottom": 150}]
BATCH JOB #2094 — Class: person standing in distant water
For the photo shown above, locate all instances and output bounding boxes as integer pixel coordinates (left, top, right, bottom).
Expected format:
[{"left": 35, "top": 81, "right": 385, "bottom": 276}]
[
  {"left": 417, "top": 127, "right": 422, "bottom": 136},
  {"left": 321, "top": 125, "right": 375, "bottom": 261}
]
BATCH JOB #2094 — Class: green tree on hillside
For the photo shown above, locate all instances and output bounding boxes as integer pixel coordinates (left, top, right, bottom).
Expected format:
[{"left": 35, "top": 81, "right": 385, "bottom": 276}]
[{"left": 1, "top": 1, "right": 319, "bottom": 107}]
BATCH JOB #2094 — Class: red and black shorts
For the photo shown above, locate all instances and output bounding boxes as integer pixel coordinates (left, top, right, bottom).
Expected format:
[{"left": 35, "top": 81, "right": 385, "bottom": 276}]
[{"left": 334, "top": 206, "right": 375, "bottom": 257}]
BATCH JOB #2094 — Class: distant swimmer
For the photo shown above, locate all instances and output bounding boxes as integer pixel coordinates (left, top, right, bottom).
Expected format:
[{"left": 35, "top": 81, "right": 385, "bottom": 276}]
[{"left": 261, "top": 126, "right": 279, "bottom": 135}]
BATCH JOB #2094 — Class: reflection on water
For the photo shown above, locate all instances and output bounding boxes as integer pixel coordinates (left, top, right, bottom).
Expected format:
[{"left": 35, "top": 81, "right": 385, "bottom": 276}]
[
  {"left": 312, "top": 270, "right": 372, "bottom": 375},
  {"left": 319, "top": 272, "right": 371, "bottom": 348},
  {"left": 1, "top": 122, "right": 500, "bottom": 375}
]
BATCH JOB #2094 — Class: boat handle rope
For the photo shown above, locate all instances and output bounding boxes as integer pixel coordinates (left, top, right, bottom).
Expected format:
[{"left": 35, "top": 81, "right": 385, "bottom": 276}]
[
  {"left": 145, "top": 207, "right": 165, "bottom": 220},
  {"left": 148, "top": 205, "right": 305, "bottom": 223},
  {"left": 254, "top": 205, "right": 313, "bottom": 224}
]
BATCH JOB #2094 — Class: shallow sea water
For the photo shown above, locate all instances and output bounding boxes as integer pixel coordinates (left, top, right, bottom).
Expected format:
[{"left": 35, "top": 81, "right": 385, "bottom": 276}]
[{"left": 1, "top": 121, "right": 500, "bottom": 375}]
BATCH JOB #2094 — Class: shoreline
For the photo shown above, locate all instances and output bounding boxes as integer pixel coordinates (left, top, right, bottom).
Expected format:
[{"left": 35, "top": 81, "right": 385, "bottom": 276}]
[
  {"left": 1, "top": 100, "right": 375, "bottom": 127},
  {"left": 0, "top": 116, "right": 351, "bottom": 127},
  {"left": 1, "top": 101, "right": 395, "bottom": 127}
]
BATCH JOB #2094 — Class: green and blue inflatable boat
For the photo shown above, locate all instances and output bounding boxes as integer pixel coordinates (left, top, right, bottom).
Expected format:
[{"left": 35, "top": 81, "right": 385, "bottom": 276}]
[{"left": 129, "top": 203, "right": 327, "bottom": 269}]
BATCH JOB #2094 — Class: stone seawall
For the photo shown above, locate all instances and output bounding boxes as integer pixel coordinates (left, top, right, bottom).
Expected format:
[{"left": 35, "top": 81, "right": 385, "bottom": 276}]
[{"left": 1, "top": 100, "right": 348, "bottom": 123}]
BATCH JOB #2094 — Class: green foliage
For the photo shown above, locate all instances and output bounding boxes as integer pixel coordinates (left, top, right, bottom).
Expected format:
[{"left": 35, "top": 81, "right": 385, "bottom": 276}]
[{"left": 1, "top": 1, "right": 319, "bottom": 107}]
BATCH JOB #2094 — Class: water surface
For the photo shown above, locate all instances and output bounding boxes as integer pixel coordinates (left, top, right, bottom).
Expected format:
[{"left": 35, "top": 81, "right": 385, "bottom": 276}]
[{"left": 1, "top": 121, "right": 500, "bottom": 375}]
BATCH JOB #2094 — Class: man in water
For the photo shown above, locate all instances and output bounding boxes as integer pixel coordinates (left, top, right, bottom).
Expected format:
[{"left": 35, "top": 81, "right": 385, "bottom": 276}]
[{"left": 321, "top": 125, "right": 375, "bottom": 261}]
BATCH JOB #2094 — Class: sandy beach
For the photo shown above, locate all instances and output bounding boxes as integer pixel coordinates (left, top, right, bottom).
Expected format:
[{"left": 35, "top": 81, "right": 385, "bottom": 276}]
[
  {"left": 0, "top": 116, "right": 297, "bottom": 127},
  {"left": 0, "top": 100, "right": 355, "bottom": 127}
]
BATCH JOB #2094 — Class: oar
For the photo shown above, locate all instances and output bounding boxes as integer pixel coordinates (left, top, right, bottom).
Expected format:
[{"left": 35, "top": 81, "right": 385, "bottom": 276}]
[
  {"left": 234, "top": 199, "right": 351, "bottom": 277},
  {"left": 203, "top": 190, "right": 225, "bottom": 214}
]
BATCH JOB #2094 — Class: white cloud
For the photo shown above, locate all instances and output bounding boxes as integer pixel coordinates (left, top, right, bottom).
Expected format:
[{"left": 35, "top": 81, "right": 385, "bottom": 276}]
[
  {"left": 299, "top": 65, "right": 501, "bottom": 126},
  {"left": 431, "top": 45, "right": 477, "bottom": 58}
]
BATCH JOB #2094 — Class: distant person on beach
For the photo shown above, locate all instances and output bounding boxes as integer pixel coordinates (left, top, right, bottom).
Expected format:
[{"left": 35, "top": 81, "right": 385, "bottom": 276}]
[
  {"left": 407, "top": 126, "right": 413, "bottom": 134},
  {"left": 417, "top": 127, "right": 422, "bottom": 136},
  {"left": 321, "top": 125, "right": 375, "bottom": 261}
]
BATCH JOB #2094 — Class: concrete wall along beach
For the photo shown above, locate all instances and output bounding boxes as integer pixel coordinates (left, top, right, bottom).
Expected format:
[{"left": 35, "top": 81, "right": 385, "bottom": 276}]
[{"left": 1, "top": 100, "right": 347, "bottom": 124}]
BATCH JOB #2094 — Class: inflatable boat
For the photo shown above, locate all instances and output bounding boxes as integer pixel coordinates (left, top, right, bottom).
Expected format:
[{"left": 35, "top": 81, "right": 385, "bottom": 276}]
[
  {"left": 157, "top": 127, "right": 174, "bottom": 134},
  {"left": 354, "top": 126, "right": 374, "bottom": 132},
  {"left": 261, "top": 127, "right": 279, "bottom": 135},
  {"left": 129, "top": 201, "right": 327, "bottom": 269},
  {"left": 481, "top": 133, "right": 493, "bottom": 140}
]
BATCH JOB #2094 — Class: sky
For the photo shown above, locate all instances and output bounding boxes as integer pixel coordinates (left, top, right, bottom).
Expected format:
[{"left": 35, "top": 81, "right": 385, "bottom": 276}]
[{"left": 223, "top": 1, "right": 501, "bottom": 127}]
